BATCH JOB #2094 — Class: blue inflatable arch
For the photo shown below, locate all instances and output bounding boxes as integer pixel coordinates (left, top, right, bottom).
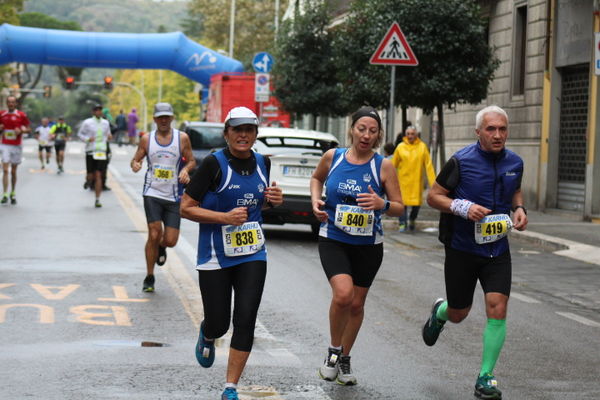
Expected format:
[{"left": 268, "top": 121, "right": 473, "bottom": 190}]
[{"left": 0, "top": 24, "right": 244, "bottom": 86}]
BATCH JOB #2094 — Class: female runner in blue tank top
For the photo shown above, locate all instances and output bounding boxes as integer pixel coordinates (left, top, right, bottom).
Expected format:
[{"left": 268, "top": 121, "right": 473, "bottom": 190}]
[
  {"left": 310, "top": 106, "right": 404, "bottom": 386},
  {"left": 180, "top": 107, "right": 283, "bottom": 400}
]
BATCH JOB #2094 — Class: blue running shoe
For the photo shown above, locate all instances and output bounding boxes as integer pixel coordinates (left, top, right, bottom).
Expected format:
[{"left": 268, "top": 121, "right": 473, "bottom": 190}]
[
  {"left": 422, "top": 298, "right": 446, "bottom": 346},
  {"left": 474, "top": 373, "right": 502, "bottom": 399},
  {"left": 195, "top": 321, "right": 215, "bottom": 368},
  {"left": 221, "top": 387, "right": 239, "bottom": 400}
]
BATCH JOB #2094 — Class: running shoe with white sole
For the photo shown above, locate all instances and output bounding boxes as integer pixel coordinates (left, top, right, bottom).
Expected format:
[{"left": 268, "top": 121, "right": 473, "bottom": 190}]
[
  {"left": 157, "top": 245, "right": 167, "bottom": 266},
  {"left": 195, "top": 321, "right": 215, "bottom": 368},
  {"left": 318, "top": 346, "right": 342, "bottom": 381},
  {"left": 336, "top": 355, "right": 357, "bottom": 386}
]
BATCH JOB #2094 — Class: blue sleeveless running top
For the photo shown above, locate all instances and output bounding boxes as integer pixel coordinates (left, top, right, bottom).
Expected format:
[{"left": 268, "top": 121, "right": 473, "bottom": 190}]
[
  {"left": 196, "top": 149, "right": 269, "bottom": 269},
  {"left": 319, "top": 148, "right": 385, "bottom": 245}
]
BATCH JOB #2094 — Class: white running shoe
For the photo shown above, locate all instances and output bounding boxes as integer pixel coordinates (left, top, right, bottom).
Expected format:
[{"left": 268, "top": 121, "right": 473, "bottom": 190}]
[
  {"left": 318, "top": 347, "right": 341, "bottom": 381},
  {"left": 336, "top": 355, "right": 357, "bottom": 386}
]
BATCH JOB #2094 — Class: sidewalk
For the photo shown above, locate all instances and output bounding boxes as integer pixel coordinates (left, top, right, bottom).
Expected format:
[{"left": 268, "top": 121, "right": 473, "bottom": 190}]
[{"left": 385, "top": 204, "right": 600, "bottom": 266}]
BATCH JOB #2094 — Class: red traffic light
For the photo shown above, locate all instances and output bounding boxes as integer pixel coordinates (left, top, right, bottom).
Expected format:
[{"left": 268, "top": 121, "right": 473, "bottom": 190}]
[
  {"left": 43, "top": 85, "right": 52, "bottom": 98},
  {"left": 64, "top": 76, "right": 75, "bottom": 90},
  {"left": 103, "top": 76, "right": 113, "bottom": 90}
]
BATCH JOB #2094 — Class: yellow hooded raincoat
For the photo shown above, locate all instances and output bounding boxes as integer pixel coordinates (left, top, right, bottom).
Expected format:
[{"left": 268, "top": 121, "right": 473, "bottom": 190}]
[{"left": 391, "top": 136, "right": 436, "bottom": 206}]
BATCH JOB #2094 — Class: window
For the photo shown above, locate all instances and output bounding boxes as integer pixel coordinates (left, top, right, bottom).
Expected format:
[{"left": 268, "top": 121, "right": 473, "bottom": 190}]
[{"left": 512, "top": 5, "right": 528, "bottom": 96}]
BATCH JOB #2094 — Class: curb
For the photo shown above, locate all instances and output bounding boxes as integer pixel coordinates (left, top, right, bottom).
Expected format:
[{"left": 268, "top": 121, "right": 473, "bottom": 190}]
[{"left": 383, "top": 218, "right": 569, "bottom": 252}]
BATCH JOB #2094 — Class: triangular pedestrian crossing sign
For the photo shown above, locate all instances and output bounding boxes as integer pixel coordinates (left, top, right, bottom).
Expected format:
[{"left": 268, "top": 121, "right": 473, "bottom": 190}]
[{"left": 370, "top": 22, "right": 418, "bottom": 66}]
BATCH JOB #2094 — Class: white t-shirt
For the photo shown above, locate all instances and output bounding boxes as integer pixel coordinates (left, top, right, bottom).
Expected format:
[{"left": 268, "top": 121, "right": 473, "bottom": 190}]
[{"left": 35, "top": 125, "right": 53, "bottom": 146}]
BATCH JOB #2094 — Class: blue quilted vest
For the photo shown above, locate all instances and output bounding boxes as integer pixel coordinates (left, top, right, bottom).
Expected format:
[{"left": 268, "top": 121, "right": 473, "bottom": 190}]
[{"left": 439, "top": 142, "right": 524, "bottom": 257}]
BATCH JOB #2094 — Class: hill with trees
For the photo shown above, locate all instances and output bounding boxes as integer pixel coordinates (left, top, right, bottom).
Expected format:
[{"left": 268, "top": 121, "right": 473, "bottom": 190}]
[{"left": 23, "top": 0, "right": 189, "bottom": 34}]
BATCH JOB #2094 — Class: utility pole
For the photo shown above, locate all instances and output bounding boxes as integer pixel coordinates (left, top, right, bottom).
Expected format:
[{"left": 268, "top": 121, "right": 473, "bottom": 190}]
[
  {"left": 275, "top": 0, "right": 280, "bottom": 38},
  {"left": 229, "top": 0, "right": 236, "bottom": 58}
]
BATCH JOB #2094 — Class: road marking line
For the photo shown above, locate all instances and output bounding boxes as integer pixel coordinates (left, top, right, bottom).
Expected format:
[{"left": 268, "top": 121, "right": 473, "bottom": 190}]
[
  {"left": 67, "top": 147, "right": 82, "bottom": 155},
  {"left": 555, "top": 311, "right": 600, "bottom": 328},
  {"left": 510, "top": 292, "right": 540, "bottom": 304},
  {"left": 517, "top": 249, "right": 540, "bottom": 255},
  {"left": 237, "top": 385, "right": 331, "bottom": 399},
  {"left": 427, "top": 261, "right": 443, "bottom": 270}
]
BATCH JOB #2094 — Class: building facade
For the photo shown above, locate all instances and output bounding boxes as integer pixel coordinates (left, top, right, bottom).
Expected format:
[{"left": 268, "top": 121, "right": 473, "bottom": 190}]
[
  {"left": 443, "top": 0, "right": 600, "bottom": 220},
  {"left": 288, "top": 0, "right": 600, "bottom": 220}
]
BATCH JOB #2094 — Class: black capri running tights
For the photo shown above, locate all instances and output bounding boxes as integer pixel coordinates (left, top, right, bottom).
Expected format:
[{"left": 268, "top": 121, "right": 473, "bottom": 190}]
[{"left": 197, "top": 260, "right": 266, "bottom": 352}]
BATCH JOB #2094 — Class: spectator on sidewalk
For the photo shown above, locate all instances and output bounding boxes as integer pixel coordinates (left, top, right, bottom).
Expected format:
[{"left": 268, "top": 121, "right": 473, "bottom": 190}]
[
  {"left": 115, "top": 110, "right": 127, "bottom": 147},
  {"left": 391, "top": 125, "right": 436, "bottom": 232},
  {"left": 127, "top": 108, "right": 138, "bottom": 145}
]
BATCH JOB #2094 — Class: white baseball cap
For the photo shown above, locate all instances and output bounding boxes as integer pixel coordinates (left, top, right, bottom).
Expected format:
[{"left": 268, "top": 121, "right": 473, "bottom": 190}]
[
  {"left": 153, "top": 102, "right": 174, "bottom": 117},
  {"left": 224, "top": 106, "right": 259, "bottom": 127}
]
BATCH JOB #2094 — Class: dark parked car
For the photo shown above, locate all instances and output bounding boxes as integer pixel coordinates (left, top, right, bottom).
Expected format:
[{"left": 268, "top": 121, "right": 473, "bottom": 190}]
[{"left": 179, "top": 121, "right": 225, "bottom": 167}]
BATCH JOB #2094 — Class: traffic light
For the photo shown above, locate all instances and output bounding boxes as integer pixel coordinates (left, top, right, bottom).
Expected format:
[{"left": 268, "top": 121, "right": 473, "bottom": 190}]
[
  {"left": 103, "top": 76, "right": 113, "bottom": 90},
  {"left": 43, "top": 85, "right": 52, "bottom": 98},
  {"left": 64, "top": 76, "right": 75, "bottom": 90}
]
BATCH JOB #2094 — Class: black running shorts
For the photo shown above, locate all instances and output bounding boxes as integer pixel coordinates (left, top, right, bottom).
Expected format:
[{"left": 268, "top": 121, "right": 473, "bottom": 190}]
[
  {"left": 143, "top": 195, "right": 181, "bottom": 229},
  {"left": 85, "top": 153, "right": 108, "bottom": 173},
  {"left": 318, "top": 237, "right": 383, "bottom": 288},
  {"left": 54, "top": 141, "right": 66, "bottom": 152},
  {"left": 444, "top": 245, "right": 512, "bottom": 309}
]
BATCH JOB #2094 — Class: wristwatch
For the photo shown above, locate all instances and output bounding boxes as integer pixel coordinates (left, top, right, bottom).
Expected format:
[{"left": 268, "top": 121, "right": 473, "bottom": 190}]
[
  {"left": 382, "top": 200, "right": 391, "bottom": 212},
  {"left": 512, "top": 205, "right": 527, "bottom": 215}
]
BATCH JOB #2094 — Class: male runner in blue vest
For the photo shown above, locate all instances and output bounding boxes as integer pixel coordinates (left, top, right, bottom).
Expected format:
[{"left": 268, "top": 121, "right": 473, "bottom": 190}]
[{"left": 422, "top": 105, "right": 528, "bottom": 399}]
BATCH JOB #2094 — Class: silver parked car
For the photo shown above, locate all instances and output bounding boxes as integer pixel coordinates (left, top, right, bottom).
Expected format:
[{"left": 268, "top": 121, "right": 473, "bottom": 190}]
[{"left": 253, "top": 127, "right": 339, "bottom": 234}]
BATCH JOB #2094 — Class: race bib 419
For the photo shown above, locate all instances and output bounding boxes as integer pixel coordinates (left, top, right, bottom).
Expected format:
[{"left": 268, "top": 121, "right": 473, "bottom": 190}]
[{"left": 474, "top": 214, "right": 513, "bottom": 244}]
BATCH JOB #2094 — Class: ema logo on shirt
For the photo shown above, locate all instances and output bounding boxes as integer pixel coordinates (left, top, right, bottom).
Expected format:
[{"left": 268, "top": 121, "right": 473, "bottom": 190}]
[
  {"left": 339, "top": 179, "right": 362, "bottom": 192},
  {"left": 237, "top": 194, "right": 259, "bottom": 207}
]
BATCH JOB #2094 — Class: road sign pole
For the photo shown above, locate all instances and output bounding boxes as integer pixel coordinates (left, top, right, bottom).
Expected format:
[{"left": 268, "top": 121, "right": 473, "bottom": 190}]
[{"left": 388, "top": 65, "right": 396, "bottom": 143}]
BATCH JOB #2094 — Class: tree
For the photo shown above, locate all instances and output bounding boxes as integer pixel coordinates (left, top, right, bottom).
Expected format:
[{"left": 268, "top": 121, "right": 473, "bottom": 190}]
[
  {"left": 13, "top": 12, "right": 84, "bottom": 103},
  {"left": 0, "top": 0, "right": 22, "bottom": 25},
  {"left": 273, "top": 0, "right": 345, "bottom": 123},
  {"left": 186, "top": 0, "right": 289, "bottom": 67},
  {"left": 337, "top": 0, "right": 500, "bottom": 164},
  {"left": 107, "top": 69, "right": 200, "bottom": 131},
  {"left": 0, "top": 0, "right": 24, "bottom": 91}
]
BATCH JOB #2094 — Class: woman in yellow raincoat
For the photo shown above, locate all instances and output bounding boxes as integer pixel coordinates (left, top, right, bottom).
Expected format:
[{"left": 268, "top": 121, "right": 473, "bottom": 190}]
[{"left": 392, "top": 126, "right": 436, "bottom": 231}]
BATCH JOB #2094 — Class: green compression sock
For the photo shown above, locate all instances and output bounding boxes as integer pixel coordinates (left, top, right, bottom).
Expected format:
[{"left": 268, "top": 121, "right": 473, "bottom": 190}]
[
  {"left": 480, "top": 318, "right": 506, "bottom": 376},
  {"left": 436, "top": 300, "right": 449, "bottom": 322}
]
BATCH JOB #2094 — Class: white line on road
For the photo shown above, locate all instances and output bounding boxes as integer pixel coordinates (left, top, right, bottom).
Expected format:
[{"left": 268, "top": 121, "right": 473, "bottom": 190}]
[
  {"left": 510, "top": 292, "right": 541, "bottom": 304},
  {"left": 555, "top": 311, "right": 600, "bottom": 328},
  {"left": 427, "top": 261, "right": 443, "bottom": 270}
]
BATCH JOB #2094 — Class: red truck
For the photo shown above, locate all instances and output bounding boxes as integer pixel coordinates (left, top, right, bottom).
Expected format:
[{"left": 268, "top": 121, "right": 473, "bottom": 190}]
[{"left": 206, "top": 72, "right": 291, "bottom": 127}]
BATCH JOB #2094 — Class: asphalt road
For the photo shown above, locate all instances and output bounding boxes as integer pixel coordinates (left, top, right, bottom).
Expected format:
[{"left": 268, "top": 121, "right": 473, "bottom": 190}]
[{"left": 1, "top": 139, "right": 598, "bottom": 399}]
